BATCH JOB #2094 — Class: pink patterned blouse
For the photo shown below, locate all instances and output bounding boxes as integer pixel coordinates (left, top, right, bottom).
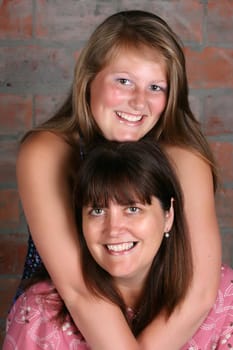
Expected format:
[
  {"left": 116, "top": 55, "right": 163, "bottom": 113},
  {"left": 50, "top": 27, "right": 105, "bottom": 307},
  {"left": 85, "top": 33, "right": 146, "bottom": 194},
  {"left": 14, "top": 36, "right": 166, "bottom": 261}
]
[{"left": 3, "top": 265, "right": 233, "bottom": 349}]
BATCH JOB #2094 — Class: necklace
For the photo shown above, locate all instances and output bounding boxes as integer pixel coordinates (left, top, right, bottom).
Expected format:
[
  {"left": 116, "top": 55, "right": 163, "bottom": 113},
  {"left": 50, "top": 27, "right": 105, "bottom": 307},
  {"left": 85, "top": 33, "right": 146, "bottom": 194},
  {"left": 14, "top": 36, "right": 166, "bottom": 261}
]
[{"left": 126, "top": 306, "right": 139, "bottom": 320}]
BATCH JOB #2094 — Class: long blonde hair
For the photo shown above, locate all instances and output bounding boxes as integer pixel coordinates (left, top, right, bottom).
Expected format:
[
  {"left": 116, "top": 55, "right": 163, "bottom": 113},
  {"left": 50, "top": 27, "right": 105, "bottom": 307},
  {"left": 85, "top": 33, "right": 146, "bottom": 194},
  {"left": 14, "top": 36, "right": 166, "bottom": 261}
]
[{"left": 28, "top": 10, "right": 217, "bottom": 188}]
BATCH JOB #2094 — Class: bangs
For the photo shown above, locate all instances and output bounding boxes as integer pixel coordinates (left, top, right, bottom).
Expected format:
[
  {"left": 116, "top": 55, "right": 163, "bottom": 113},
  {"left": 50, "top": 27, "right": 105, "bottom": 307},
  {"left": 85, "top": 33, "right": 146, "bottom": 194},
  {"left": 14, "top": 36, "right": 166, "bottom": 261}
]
[
  {"left": 78, "top": 155, "right": 153, "bottom": 208},
  {"left": 75, "top": 141, "right": 176, "bottom": 213}
]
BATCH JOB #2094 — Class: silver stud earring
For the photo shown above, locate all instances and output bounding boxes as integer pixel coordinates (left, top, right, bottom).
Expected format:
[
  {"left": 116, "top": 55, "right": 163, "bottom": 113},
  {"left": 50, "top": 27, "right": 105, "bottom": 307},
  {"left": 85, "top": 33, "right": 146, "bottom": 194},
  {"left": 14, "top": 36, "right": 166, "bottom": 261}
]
[{"left": 164, "top": 232, "right": 170, "bottom": 238}]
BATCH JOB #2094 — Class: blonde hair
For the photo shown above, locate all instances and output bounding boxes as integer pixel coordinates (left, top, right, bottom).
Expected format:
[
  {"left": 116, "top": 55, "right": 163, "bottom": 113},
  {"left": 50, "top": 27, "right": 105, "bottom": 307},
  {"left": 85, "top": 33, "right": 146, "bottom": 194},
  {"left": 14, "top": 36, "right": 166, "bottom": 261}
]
[{"left": 28, "top": 10, "right": 217, "bottom": 187}]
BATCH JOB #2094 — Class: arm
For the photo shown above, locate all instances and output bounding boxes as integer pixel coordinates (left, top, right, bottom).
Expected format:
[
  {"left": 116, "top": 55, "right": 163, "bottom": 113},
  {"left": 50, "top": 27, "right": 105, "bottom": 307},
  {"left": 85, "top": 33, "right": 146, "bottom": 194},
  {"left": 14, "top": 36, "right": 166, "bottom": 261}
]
[
  {"left": 16, "top": 131, "right": 139, "bottom": 350},
  {"left": 137, "top": 146, "right": 221, "bottom": 349},
  {"left": 17, "top": 133, "right": 221, "bottom": 349}
]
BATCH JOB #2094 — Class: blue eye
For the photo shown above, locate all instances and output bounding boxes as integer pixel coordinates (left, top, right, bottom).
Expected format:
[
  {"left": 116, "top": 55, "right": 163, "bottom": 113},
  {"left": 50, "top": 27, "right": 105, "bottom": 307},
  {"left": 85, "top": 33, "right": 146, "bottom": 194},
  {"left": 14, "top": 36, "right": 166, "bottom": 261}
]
[
  {"left": 90, "top": 208, "right": 104, "bottom": 216},
  {"left": 126, "top": 206, "right": 140, "bottom": 214}
]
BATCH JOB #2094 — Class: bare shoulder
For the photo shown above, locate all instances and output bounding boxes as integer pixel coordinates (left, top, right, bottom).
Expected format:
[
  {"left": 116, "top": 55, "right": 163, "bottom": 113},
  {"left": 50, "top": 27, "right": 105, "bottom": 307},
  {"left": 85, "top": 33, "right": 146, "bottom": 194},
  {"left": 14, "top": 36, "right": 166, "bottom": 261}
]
[
  {"left": 163, "top": 145, "right": 214, "bottom": 193},
  {"left": 18, "top": 131, "right": 70, "bottom": 161},
  {"left": 17, "top": 131, "right": 72, "bottom": 174},
  {"left": 164, "top": 145, "right": 206, "bottom": 168},
  {"left": 164, "top": 145, "right": 212, "bottom": 175}
]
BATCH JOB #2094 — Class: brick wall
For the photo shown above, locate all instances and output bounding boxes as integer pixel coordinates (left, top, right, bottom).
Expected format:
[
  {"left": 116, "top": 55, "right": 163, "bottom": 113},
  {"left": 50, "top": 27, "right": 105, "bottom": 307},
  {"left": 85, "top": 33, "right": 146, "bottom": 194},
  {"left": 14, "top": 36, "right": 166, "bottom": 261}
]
[{"left": 0, "top": 0, "right": 232, "bottom": 345}]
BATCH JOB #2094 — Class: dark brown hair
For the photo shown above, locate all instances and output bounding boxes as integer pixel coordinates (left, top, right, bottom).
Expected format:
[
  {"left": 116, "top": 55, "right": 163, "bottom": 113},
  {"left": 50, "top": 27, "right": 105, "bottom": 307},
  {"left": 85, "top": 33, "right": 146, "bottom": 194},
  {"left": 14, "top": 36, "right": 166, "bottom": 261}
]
[
  {"left": 74, "top": 139, "right": 193, "bottom": 336},
  {"left": 22, "top": 138, "right": 193, "bottom": 335}
]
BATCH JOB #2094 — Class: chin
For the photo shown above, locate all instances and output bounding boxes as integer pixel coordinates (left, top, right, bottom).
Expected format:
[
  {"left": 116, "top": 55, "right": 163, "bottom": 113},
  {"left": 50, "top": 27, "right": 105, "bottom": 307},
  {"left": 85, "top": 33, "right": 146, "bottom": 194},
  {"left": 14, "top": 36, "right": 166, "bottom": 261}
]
[{"left": 114, "top": 134, "right": 142, "bottom": 142}]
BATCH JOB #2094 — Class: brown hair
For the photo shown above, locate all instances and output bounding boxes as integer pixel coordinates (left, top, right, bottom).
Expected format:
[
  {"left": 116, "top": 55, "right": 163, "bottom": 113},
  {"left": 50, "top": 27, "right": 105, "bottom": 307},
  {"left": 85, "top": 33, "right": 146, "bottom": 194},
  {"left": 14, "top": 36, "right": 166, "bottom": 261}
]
[
  {"left": 26, "top": 10, "right": 217, "bottom": 188},
  {"left": 74, "top": 139, "right": 193, "bottom": 336}
]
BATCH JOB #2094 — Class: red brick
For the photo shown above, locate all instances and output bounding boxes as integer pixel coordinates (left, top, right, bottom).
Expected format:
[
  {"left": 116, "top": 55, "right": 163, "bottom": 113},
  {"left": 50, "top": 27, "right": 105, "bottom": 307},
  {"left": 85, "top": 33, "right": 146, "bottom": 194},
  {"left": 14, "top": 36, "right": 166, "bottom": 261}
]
[
  {"left": 0, "top": 46, "right": 74, "bottom": 93},
  {"left": 210, "top": 142, "right": 233, "bottom": 183},
  {"left": 0, "top": 278, "right": 20, "bottom": 318},
  {"left": 0, "top": 233, "right": 27, "bottom": 274},
  {"left": 216, "top": 188, "right": 233, "bottom": 229},
  {"left": 0, "top": 190, "right": 20, "bottom": 230},
  {"left": 221, "top": 232, "right": 233, "bottom": 267},
  {"left": 34, "top": 94, "right": 66, "bottom": 126},
  {"left": 0, "top": 140, "right": 18, "bottom": 184},
  {"left": 189, "top": 94, "right": 202, "bottom": 121},
  {"left": 149, "top": 0, "right": 204, "bottom": 43},
  {"left": 185, "top": 47, "right": 233, "bottom": 88},
  {"left": 0, "top": 277, "right": 20, "bottom": 348},
  {"left": 35, "top": 1, "right": 204, "bottom": 44},
  {"left": 207, "top": 0, "right": 233, "bottom": 44},
  {"left": 35, "top": 0, "right": 119, "bottom": 41},
  {"left": 0, "top": 323, "right": 5, "bottom": 350},
  {"left": 0, "top": 0, "right": 33, "bottom": 39},
  {"left": 0, "top": 94, "right": 32, "bottom": 134},
  {"left": 203, "top": 94, "right": 233, "bottom": 136}
]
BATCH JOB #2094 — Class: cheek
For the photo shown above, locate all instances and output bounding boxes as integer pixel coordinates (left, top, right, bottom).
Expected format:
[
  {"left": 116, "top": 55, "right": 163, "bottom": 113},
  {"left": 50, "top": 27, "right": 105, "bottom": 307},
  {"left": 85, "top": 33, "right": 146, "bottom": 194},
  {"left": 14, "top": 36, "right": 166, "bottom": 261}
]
[
  {"left": 83, "top": 219, "right": 102, "bottom": 246},
  {"left": 82, "top": 220, "right": 93, "bottom": 243},
  {"left": 145, "top": 229, "right": 164, "bottom": 259},
  {"left": 162, "top": 95, "right": 168, "bottom": 110},
  {"left": 82, "top": 230, "right": 95, "bottom": 256},
  {"left": 91, "top": 84, "right": 125, "bottom": 112},
  {"left": 145, "top": 215, "right": 166, "bottom": 241},
  {"left": 152, "top": 95, "right": 167, "bottom": 112}
]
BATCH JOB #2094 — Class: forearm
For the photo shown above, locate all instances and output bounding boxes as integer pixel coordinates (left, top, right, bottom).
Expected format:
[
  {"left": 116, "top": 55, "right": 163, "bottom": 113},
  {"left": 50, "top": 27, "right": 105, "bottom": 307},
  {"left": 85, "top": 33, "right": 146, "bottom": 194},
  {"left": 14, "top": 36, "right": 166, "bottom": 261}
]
[
  {"left": 66, "top": 292, "right": 139, "bottom": 350},
  {"left": 16, "top": 135, "right": 139, "bottom": 350},
  {"left": 137, "top": 287, "right": 215, "bottom": 350},
  {"left": 65, "top": 286, "right": 211, "bottom": 350},
  {"left": 152, "top": 147, "right": 222, "bottom": 350}
]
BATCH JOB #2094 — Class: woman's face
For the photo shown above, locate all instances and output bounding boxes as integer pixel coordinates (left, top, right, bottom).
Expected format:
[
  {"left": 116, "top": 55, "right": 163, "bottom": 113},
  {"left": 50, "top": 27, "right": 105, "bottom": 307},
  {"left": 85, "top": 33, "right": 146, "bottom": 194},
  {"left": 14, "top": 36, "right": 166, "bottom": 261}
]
[
  {"left": 90, "top": 49, "right": 167, "bottom": 141},
  {"left": 82, "top": 197, "right": 173, "bottom": 287}
]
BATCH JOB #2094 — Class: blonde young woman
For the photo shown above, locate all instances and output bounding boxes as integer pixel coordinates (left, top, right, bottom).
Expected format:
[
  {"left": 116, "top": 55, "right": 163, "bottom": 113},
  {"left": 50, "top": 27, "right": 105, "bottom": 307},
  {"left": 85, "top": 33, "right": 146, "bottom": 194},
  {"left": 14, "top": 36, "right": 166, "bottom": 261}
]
[{"left": 14, "top": 10, "right": 221, "bottom": 350}]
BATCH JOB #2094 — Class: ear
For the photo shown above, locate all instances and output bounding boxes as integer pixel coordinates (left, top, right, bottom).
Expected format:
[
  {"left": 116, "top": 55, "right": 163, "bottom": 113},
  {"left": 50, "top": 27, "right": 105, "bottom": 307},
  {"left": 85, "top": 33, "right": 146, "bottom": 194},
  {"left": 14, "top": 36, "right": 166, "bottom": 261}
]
[{"left": 164, "top": 198, "right": 174, "bottom": 232}]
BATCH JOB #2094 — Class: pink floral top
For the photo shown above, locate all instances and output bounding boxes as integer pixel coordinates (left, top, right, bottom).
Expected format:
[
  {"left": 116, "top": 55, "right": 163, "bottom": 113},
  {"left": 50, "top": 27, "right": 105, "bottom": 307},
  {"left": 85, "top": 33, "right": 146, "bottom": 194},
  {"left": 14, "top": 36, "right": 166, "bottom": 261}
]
[{"left": 3, "top": 265, "right": 233, "bottom": 349}]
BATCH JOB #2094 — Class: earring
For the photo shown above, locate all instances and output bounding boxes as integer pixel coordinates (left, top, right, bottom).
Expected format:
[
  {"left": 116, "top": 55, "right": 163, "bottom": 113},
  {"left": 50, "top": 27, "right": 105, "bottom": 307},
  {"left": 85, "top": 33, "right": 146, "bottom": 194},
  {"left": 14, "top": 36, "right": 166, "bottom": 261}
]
[{"left": 164, "top": 232, "right": 170, "bottom": 238}]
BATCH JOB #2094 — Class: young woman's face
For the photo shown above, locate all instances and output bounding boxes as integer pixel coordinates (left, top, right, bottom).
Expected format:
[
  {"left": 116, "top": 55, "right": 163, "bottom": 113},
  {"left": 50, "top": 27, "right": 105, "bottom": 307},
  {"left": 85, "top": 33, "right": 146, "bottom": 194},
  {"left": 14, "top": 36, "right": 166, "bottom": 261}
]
[
  {"left": 90, "top": 49, "right": 167, "bottom": 141},
  {"left": 82, "top": 197, "right": 173, "bottom": 287}
]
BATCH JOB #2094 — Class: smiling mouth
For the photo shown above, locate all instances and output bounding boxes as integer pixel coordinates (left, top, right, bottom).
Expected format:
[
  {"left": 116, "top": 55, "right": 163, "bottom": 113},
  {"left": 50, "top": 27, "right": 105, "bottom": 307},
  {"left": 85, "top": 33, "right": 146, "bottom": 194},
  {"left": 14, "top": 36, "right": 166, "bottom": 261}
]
[
  {"left": 116, "top": 111, "right": 144, "bottom": 122},
  {"left": 106, "top": 242, "right": 137, "bottom": 252}
]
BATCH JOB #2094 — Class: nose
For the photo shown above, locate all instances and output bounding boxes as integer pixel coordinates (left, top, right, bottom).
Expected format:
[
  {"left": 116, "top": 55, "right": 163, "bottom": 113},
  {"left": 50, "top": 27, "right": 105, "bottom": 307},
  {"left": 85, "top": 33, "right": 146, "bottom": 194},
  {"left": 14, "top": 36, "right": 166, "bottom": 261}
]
[
  {"left": 104, "top": 205, "right": 126, "bottom": 237},
  {"left": 129, "top": 87, "right": 146, "bottom": 111}
]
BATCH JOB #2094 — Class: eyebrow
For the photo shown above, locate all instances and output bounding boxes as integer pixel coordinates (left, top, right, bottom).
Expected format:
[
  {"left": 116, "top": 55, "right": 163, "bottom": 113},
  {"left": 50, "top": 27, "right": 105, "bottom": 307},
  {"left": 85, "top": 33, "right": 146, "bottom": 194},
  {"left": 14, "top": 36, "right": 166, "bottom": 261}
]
[{"left": 112, "top": 71, "right": 167, "bottom": 84}]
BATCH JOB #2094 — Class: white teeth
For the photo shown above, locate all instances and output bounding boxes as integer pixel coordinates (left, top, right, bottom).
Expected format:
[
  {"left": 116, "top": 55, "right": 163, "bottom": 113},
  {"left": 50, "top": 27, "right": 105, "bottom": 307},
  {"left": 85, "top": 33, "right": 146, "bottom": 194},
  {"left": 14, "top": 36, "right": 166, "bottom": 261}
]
[
  {"left": 107, "top": 242, "right": 134, "bottom": 252},
  {"left": 116, "top": 111, "right": 143, "bottom": 122}
]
